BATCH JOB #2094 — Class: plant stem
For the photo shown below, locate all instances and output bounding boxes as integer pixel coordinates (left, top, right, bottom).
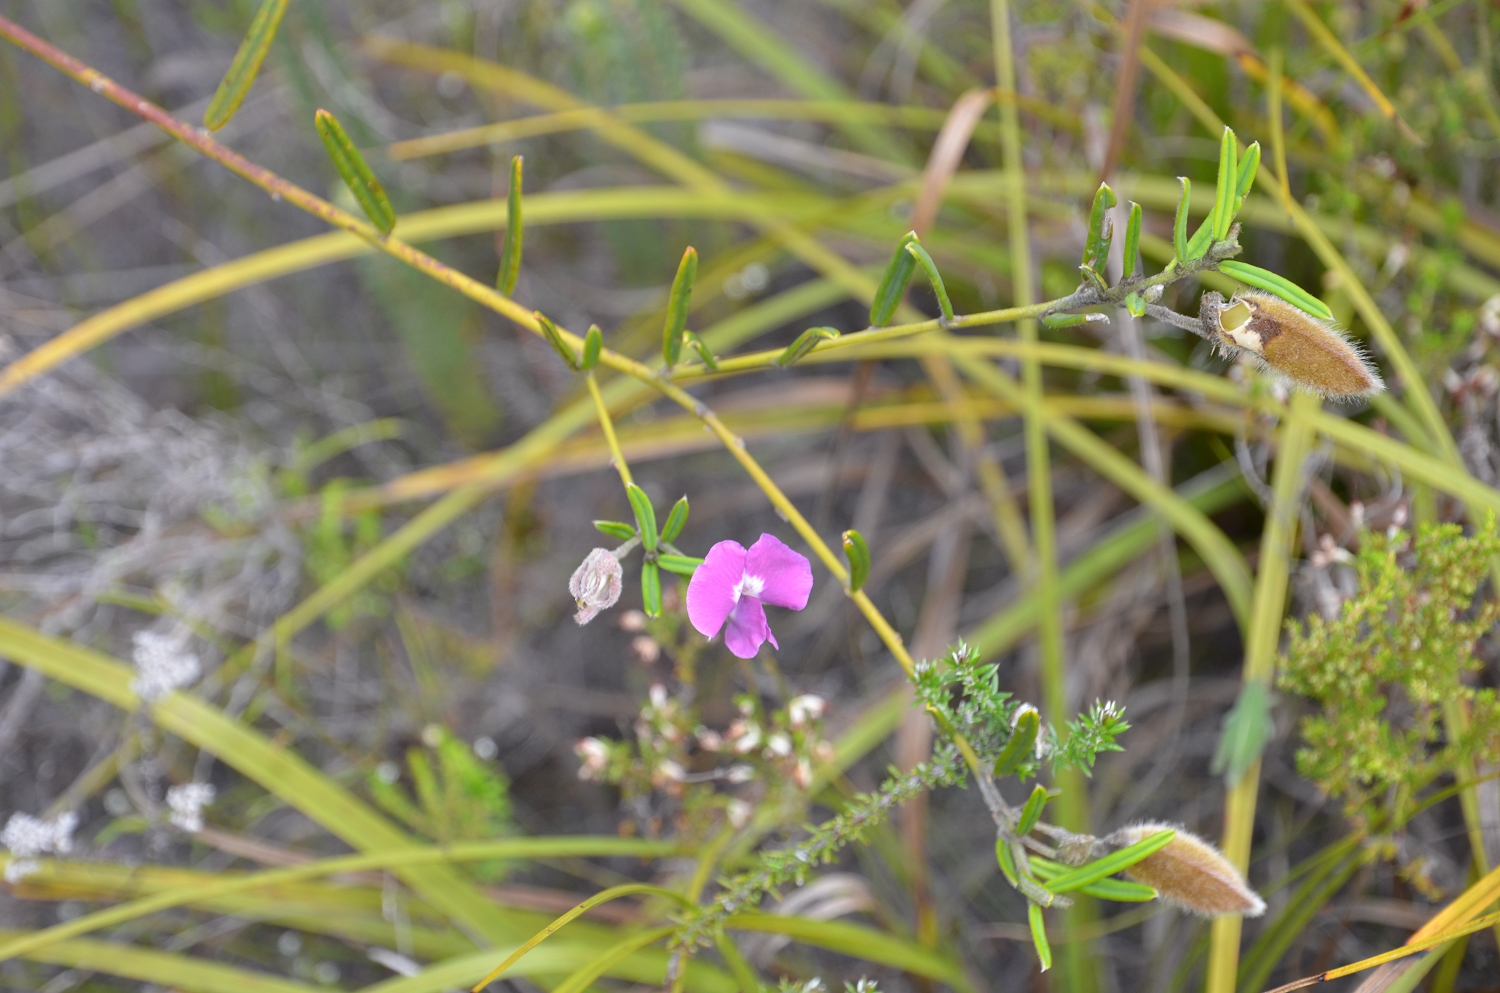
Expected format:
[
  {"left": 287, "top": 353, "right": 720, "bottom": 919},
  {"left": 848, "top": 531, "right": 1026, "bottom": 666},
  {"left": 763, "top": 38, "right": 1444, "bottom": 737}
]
[{"left": 586, "top": 373, "right": 634, "bottom": 487}]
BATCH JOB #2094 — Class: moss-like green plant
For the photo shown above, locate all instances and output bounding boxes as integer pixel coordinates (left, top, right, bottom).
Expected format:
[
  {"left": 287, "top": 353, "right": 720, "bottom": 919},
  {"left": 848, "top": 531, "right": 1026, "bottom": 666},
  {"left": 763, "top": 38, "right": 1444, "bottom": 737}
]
[{"left": 1279, "top": 519, "right": 1500, "bottom": 829}]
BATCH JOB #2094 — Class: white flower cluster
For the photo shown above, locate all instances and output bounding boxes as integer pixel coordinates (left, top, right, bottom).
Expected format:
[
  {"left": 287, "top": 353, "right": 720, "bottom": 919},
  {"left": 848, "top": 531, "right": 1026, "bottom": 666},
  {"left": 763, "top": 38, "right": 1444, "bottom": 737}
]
[
  {"left": 166, "top": 783, "right": 216, "bottom": 833},
  {"left": 131, "top": 629, "right": 201, "bottom": 702},
  {"left": 2, "top": 811, "right": 78, "bottom": 883}
]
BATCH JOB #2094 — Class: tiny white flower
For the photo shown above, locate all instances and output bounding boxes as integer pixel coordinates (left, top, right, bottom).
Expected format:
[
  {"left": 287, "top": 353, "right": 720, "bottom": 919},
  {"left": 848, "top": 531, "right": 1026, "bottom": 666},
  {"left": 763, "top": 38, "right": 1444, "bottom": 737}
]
[
  {"left": 631, "top": 636, "right": 661, "bottom": 665},
  {"left": 131, "top": 630, "right": 201, "bottom": 703},
  {"left": 793, "top": 758, "right": 813, "bottom": 788},
  {"left": 575, "top": 737, "right": 610, "bottom": 777},
  {"left": 729, "top": 721, "right": 761, "bottom": 754},
  {"left": 725, "top": 764, "right": 755, "bottom": 784},
  {"left": 765, "top": 732, "right": 792, "bottom": 758},
  {"left": 569, "top": 548, "right": 623, "bottom": 625},
  {"left": 3, "top": 810, "right": 79, "bottom": 880},
  {"left": 696, "top": 728, "right": 724, "bottom": 752},
  {"left": 653, "top": 760, "right": 686, "bottom": 785},
  {"left": 166, "top": 783, "right": 216, "bottom": 833},
  {"left": 726, "top": 798, "right": 752, "bottom": 828},
  {"left": 787, "top": 694, "right": 826, "bottom": 728},
  {"left": 649, "top": 683, "right": 669, "bottom": 709}
]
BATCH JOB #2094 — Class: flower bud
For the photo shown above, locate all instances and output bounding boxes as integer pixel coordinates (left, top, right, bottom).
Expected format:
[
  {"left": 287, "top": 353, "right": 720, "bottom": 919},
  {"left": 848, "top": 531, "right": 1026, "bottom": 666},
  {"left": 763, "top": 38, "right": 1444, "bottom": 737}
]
[
  {"left": 569, "top": 548, "right": 623, "bottom": 624},
  {"left": 1107, "top": 821, "right": 1266, "bottom": 918}
]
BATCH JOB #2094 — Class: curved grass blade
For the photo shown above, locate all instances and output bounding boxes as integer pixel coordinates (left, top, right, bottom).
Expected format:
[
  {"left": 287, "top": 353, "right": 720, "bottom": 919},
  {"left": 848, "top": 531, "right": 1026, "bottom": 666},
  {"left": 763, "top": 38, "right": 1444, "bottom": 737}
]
[
  {"left": 1122, "top": 201, "right": 1142, "bottom": 279},
  {"left": 1044, "top": 829, "right": 1176, "bottom": 894},
  {"left": 1217, "top": 261, "right": 1333, "bottom": 320},
  {"left": 1211, "top": 126, "right": 1237, "bottom": 241},
  {"left": 904, "top": 241, "right": 955, "bottom": 322},
  {"left": 496, "top": 155, "right": 523, "bottom": 295},
  {"left": 722, "top": 915, "right": 972, "bottom": 991},
  {"left": 546, "top": 927, "right": 676, "bottom": 993},
  {"left": 776, "top": 326, "right": 840, "bottom": 367},
  {"left": 470, "top": 886, "right": 689, "bottom": 992},
  {"left": 314, "top": 109, "right": 396, "bottom": 234},
  {"left": 663, "top": 246, "right": 698, "bottom": 367},
  {"left": 870, "top": 231, "right": 919, "bottom": 326},
  {"left": 203, "top": 0, "right": 289, "bottom": 131}
]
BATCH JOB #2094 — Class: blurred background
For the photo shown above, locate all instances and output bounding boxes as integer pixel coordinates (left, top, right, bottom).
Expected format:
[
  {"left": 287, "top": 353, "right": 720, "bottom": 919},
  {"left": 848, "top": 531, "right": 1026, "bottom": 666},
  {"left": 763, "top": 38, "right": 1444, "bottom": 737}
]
[{"left": 3, "top": 0, "right": 1500, "bottom": 990}]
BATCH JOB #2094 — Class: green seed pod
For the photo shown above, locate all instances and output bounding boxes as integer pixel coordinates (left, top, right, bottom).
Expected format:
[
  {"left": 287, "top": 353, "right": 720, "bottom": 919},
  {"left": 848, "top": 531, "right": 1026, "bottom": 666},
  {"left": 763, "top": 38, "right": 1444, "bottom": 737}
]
[
  {"left": 1017, "top": 783, "right": 1050, "bottom": 834},
  {"left": 993, "top": 705, "right": 1040, "bottom": 777},
  {"left": 661, "top": 496, "right": 689, "bottom": 542},
  {"left": 641, "top": 561, "right": 663, "bottom": 618},
  {"left": 1200, "top": 290, "right": 1383, "bottom": 398},
  {"left": 496, "top": 155, "right": 523, "bottom": 296},
  {"left": 315, "top": 109, "right": 396, "bottom": 234},
  {"left": 870, "top": 232, "right": 920, "bottom": 326},
  {"left": 662, "top": 246, "right": 698, "bottom": 368},
  {"left": 841, "top": 529, "right": 870, "bottom": 592},
  {"left": 204, "top": 0, "right": 289, "bottom": 131}
]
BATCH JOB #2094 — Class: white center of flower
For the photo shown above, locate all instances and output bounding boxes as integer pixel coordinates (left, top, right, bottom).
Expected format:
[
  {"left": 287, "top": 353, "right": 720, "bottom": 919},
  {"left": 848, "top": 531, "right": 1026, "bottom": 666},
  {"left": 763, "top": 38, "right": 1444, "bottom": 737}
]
[{"left": 732, "top": 573, "right": 765, "bottom": 602}]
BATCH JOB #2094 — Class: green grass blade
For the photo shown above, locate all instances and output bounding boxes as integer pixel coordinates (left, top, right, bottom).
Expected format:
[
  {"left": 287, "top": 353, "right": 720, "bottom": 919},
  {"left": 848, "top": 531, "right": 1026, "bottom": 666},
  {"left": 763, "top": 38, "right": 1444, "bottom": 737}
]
[
  {"left": 203, "top": 0, "right": 288, "bottom": 130},
  {"left": 724, "top": 915, "right": 972, "bottom": 992}
]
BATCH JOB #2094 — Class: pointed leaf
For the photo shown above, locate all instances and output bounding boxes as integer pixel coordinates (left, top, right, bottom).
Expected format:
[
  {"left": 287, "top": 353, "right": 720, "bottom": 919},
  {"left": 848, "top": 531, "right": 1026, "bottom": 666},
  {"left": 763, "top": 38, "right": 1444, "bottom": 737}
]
[
  {"left": 687, "top": 331, "right": 719, "bottom": 372},
  {"left": 1173, "top": 177, "right": 1192, "bottom": 262},
  {"left": 1234, "top": 142, "right": 1261, "bottom": 207},
  {"left": 1212, "top": 126, "right": 1238, "bottom": 241},
  {"left": 496, "top": 155, "right": 523, "bottom": 296},
  {"left": 993, "top": 707, "right": 1039, "bottom": 777},
  {"left": 869, "top": 232, "right": 919, "bottom": 326},
  {"left": 315, "top": 109, "right": 396, "bottom": 234},
  {"left": 656, "top": 554, "right": 703, "bottom": 577},
  {"left": 203, "top": 0, "right": 289, "bottom": 131},
  {"left": 1028, "top": 902, "right": 1052, "bottom": 972},
  {"left": 904, "top": 241, "right": 955, "bottom": 323},
  {"left": 625, "top": 483, "right": 658, "bottom": 551},
  {"left": 1017, "top": 783, "right": 1049, "bottom": 834},
  {"left": 1211, "top": 678, "right": 1275, "bottom": 786},
  {"left": 777, "top": 326, "right": 840, "bottom": 367},
  {"left": 641, "top": 562, "right": 663, "bottom": 617},
  {"left": 1044, "top": 829, "right": 1176, "bottom": 894},
  {"left": 1122, "top": 202, "right": 1142, "bottom": 280},
  {"left": 1125, "top": 292, "right": 1146, "bottom": 317},
  {"left": 593, "top": 520, "right": 637, "bottom": 541},
  {"left": 1081, "top": 182, "right": 1117, "bottom": 271},
  {"left": 662, "top": 246, "right": 698, "bottom": 367},
  {"left": 995, "top": 837, "right": 1020, "bottom": 885},
  {"left": 1217, "top": 261, "right": 1334, "bottom": 319},
  {"left": 1043, "top": 312, "right": 1089, "bottom": 328},
  {"left": 580, "top": 324, "right": 602, "bottom": 371},
  {"left": 534, "top": 312, "right": 580, "bottom": 371},
  {"left": 841, "top": 529, "right": 870, "bottom": 592},
  {"left": 661, "top": 496, "right": 689, "bottom": 543}
]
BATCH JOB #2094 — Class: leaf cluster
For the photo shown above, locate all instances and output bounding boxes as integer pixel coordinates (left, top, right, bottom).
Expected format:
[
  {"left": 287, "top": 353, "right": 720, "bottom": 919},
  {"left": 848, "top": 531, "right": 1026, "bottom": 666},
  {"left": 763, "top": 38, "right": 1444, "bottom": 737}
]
[{"left": 1279, "top": 520, "right": 1500, "bottom": 826}]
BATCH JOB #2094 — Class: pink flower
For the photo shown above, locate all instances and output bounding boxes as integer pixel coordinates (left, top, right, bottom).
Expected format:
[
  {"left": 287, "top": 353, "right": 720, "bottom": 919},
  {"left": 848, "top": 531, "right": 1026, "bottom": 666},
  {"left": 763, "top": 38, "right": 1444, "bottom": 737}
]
[{"left": 686, "top": 534, "right": 813, "bottom": 659}]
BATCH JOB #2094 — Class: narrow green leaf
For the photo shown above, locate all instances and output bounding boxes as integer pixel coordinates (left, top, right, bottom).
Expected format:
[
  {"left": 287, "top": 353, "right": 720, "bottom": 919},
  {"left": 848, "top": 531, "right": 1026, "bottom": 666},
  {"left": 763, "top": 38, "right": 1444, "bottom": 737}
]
[
  {"left": 663, "top": 246, "right": 698, "bottom": 367},
  {"left": 1217, "top": 261, "right": 1334, "bottom": 319},
  {"left": 1212, "top": 126, "right": 1238, "bottom": 241},
  {"left": 687, "top": 331, "right": 719, "bottom": 372},
  {"left": 1234, "top": 141, "right": 1261, "bottom": 209},
  {"left": 1027, "top": 859, "right": 1157, "bottom": 902},
  {"left": 995, "top": 837, "right": 1019, "bottom": 886},
  {"left": 657, "top": 554, "right": 704, "bottom": 577},
  {"left": 594, "top": 520, "right": 637, "bottom": 541},
  {"left": 1042, "top": 312, "right": 1089, "bottom": 328},
  {"left": 1028, "top": 902, "right": 1052, "bottom": 972},
  {"left": 993, "top": 706, "right": 1039, "bottom": 777},
  {"left": 715, "top": 930, "right": 762, "bottom": 993},
  {"left": 904, "top": 242, "right": 955, "bottom": 323},
  {"left": 203, "top": 0, "right": 289, "bottom": 130},
  {"left": 1210, "top": 678, "right": 1275, "bottom": 787},
  {"left": 869, "top": 231, "right": 919, "bottom": 326},
  {"left": 496, "top": 155, "right": 523, "bottom": 296},
  {"left": 1044, "top": 829, "right": 1176, "bottom": 894},
  {"left": 314, "top": 109, "right": 396, "bottom": 234},
  {"left": 841, "top": 529, "right": 870, "bottom": 592},
  {"left": 1186, "top": 215, "right": 1215, "bottom": 261},
  {"left": 661, "top": 496, "right": 689, "bottom": 542},
  {"left": 626, "top": 483, "right": 658, "bottom": 550},
  {"left": 1173, "top": 177, "right": 1192, "bottom": 262},
  {"left": 581, "top": 325, "right": 603, "bottom": 371},
  {"left": 777, "top": 326, "right": 840, "bottom": 367},
  {"left": 641, "top": 562, "right": 663, "bottom": 617},
  {"left": 535, "top": 312, "right": 580, "bottom": 371},
  {"left": 1122, "top": 201, "right": 1142, "bottom": 279},
  {"left": 1017, "top": 784, "right": 1049, "bottom": 834},
  {"left": 1125, "top": 292, "right": 1146, "bottom": 317},
  {"left": 1081, "top": 182, "right": 1117, "bottom": 270}
]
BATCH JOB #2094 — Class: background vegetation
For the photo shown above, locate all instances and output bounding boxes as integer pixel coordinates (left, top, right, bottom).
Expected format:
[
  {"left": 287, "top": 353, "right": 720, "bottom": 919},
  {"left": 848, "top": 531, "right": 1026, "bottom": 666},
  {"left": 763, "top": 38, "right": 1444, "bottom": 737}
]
[{"left": 3, "top": 0, "right": 1500, "bottom": 991}]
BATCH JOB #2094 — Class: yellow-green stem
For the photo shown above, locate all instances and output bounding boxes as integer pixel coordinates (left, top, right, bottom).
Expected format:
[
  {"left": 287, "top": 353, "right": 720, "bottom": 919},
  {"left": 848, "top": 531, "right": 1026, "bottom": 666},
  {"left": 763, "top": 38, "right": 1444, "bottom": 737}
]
[{"left": 586, "top": 373, "right": 634, "bottom": 487}]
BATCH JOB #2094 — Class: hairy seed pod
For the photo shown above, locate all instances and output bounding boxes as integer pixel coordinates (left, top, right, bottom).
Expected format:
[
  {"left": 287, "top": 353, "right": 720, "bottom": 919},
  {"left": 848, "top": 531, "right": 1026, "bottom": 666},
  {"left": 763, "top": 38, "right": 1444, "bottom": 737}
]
[
  {"left": 1199, "top": 290, "right": 1383, "bottom": 399},
  {"left": 1107, "top": 821, "right": 1266, "bottom": 918}
]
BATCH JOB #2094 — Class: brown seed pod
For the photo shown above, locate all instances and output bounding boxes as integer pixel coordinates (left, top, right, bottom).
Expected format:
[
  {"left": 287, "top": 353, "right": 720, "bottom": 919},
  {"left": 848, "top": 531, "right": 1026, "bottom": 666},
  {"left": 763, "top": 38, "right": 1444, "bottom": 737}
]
[
  {"left": 1107, "top": 821, "right": 1267, "bottom": 918},
  {"left": 1199, "top": 290, "right": 1384, "bottom": 399}
]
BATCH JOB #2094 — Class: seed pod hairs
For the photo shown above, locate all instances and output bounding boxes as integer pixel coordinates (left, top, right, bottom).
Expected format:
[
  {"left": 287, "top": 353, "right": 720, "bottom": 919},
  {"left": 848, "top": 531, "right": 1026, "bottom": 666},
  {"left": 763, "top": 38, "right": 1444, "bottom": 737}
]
[
  {"left": 1108, "top": 821, "right": 1267, "bottom": 918},
  {"left": 1199, "top": 290, "right": 1385, "bottom": 399}
]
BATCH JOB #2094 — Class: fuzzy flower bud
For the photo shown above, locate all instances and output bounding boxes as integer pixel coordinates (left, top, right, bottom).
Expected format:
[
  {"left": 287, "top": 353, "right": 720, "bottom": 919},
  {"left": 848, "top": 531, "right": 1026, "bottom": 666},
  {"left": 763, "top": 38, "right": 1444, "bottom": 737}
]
[
  {"left": 166, "top": 783, "right": 216, "bottom": 833},
  {"left": 1108, "top": 821, "right": 1266, "bottom": 918},
  {"left": 569, "top": 548, "right": 623, "bottom": 625}
]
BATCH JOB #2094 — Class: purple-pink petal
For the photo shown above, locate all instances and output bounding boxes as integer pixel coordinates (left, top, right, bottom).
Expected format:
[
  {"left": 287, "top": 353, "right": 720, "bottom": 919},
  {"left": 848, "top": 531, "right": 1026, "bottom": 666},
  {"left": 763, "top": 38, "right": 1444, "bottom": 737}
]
[
  {"left": 724, "top": 597, "right": 773, "bottom": 658},
  {"left": 745, "top": 534, "right": 814, "bottom": 610},
  {"left": 686, "top": 539, "right": 747, "bottom": 638}
]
